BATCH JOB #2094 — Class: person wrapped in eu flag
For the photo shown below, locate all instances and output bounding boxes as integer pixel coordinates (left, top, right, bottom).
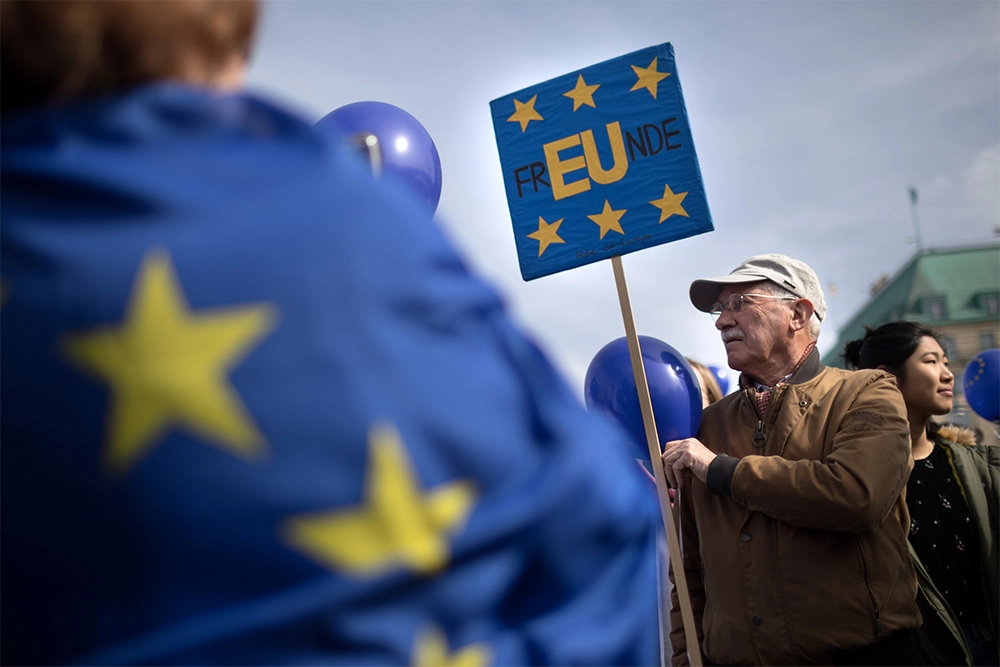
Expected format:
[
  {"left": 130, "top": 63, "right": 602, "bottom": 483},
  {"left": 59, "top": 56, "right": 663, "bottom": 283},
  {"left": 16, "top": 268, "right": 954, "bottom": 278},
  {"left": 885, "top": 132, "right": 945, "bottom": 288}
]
[{"left": 0, "top": 2, "right": 660, "bottom": 665}]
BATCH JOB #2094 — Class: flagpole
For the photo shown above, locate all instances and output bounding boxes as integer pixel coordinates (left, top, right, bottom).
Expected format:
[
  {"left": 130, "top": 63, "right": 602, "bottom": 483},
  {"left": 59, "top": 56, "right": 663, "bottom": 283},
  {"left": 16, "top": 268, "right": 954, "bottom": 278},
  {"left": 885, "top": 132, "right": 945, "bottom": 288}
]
[
  {"left": 907, "top": 186, "right": 923, "bottom": 250},
  {"left": 611, "top": 255, "right": 703, "bottom": 667}
]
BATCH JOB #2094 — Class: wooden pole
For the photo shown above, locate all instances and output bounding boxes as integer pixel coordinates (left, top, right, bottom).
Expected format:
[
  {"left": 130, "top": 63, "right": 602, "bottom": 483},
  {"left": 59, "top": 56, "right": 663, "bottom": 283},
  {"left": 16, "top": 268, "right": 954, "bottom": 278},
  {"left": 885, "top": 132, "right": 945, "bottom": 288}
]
[{"left": 610, "top": 255, "right": 703, "bottom": 667}]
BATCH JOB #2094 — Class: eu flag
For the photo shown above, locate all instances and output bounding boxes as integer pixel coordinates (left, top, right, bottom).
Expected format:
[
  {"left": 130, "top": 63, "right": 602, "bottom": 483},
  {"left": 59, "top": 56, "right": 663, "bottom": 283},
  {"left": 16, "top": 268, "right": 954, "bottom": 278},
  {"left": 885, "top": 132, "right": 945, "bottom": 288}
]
[
  {"left": 491, "top": 43, "right": 713, "bottom": 281},
  {"left": 1, "top": 85, "right": 660, "bottom": 665}
]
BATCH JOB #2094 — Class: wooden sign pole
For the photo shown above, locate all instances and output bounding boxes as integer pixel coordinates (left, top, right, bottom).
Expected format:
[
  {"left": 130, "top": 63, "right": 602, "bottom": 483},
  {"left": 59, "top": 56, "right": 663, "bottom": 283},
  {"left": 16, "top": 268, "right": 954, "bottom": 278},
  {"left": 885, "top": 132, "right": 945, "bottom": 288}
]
[{"left": 610, "top": 255, "right": 703, "bottom": 667}]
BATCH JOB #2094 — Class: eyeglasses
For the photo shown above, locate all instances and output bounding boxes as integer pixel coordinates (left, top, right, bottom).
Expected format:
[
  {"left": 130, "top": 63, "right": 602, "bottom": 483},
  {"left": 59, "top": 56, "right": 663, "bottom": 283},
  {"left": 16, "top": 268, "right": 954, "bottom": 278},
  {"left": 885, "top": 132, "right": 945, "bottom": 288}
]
[{"left": 710, "top": 293, "right": 797, "bottom": 320}]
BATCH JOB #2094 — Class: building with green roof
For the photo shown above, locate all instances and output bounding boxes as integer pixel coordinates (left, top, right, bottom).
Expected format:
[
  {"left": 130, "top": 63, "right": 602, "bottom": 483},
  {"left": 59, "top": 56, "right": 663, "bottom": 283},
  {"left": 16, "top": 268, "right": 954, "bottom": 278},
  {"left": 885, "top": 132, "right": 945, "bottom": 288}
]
[{"left": 823, "top": 242, "right": 999, "bottom": 442}]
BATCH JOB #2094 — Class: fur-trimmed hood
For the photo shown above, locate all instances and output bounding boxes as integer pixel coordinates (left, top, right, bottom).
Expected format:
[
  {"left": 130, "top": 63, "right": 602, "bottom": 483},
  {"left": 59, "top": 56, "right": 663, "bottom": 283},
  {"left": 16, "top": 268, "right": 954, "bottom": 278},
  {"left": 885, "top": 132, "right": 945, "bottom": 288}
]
[{"left": 935, "top": 423, "right": 978, "bottom": 446}]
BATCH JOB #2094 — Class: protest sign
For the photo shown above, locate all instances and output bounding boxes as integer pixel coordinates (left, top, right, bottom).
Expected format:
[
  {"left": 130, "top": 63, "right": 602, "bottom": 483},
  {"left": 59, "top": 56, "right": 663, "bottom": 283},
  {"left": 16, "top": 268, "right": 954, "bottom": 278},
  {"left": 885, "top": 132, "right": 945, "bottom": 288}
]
[
  {"left": 491, "top": 42, "right": 712, "bottom": 281},
  {"left": 492, "top": 43, "right": 711, "bottom": 665}
]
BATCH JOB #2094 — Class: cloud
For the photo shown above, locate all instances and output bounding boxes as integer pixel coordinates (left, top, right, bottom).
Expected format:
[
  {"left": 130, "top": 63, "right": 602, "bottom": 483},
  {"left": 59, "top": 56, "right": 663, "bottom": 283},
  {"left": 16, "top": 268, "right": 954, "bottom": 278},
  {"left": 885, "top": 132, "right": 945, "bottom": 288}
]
[{"left": 963, "top": 144, "right": 1000, "bottom": 223}]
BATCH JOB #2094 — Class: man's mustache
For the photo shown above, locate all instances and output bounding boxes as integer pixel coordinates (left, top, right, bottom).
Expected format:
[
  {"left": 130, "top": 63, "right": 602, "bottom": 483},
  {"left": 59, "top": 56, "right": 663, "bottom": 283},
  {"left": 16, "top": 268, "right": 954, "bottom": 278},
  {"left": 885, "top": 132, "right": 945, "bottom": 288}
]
[{"left": 721, "top": 327, "right": 745, "bottom": 342}]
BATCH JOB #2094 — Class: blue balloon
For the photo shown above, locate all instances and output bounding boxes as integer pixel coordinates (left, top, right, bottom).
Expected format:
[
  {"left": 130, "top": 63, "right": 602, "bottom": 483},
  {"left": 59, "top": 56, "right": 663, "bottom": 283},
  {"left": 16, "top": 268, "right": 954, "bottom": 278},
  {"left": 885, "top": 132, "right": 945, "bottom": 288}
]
[
  {"left": 963, "top": 349, "right": 999, "bottom": 422},
  {"left": 584, "top": 336, "right": 702, "bottom": 462},
  {"left": 708, "top": 365, "right": 730, "bottom": 395},
  {"left": 316, "top": 101, "right": 443, "bottom": 213}
]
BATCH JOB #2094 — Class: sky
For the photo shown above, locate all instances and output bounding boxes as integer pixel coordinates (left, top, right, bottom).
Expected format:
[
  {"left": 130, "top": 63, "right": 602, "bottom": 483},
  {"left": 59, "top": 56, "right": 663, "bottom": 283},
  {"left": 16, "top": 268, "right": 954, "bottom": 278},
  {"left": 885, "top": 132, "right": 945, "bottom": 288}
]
[{"left": 246, "top": 0, "right": 1000, "bottom": 399}]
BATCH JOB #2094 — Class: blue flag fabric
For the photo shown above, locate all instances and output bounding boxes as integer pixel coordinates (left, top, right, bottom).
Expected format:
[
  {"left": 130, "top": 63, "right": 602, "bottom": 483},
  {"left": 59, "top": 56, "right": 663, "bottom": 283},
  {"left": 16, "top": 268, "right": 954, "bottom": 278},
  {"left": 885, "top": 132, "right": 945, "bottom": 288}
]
[
  {"left": 0, "top": 85, "right": 660, "bottom": 666},
  {"left": 491, "top": 43, "right": 713, "bottom": 281}
]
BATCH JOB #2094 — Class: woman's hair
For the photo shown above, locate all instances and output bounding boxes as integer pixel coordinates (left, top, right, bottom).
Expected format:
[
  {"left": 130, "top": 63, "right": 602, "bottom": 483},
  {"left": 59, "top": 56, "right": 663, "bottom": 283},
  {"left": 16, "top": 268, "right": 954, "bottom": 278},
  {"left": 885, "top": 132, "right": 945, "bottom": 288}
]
[
  {"left": 843, "top": 321, "right": 941, "bottom": 380},
  {"left": 1, "top": 0, "right": 258, "bottom": 116},
  {"left": 686, "top": 359, "right": 724, "bottom": 406},
  {"left": 845, "top": 321, "right": 947, "bottom": 437}
]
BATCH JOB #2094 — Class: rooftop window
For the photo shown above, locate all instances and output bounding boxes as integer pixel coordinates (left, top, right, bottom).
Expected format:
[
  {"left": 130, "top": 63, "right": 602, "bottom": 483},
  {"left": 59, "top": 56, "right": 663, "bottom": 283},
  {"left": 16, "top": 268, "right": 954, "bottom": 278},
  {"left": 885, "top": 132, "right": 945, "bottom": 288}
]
[
  {"left": 978, "top": 292, "right": 1000, "bottom": 315},
  {"left": 921, "top": 297, "right": 948, "bottom": 321}
]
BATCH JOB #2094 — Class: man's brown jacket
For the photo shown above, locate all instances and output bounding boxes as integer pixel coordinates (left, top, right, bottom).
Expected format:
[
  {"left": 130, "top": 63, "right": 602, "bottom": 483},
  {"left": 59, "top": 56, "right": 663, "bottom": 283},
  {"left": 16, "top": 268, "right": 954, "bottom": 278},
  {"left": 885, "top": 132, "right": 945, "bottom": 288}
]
[{"left": 669, "top": 349, "right": 921, "bottom": 665}]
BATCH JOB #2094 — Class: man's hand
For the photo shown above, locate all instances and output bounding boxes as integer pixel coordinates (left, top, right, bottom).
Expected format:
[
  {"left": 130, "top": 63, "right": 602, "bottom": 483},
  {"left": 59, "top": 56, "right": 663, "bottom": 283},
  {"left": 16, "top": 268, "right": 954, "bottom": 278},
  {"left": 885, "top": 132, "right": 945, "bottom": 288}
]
[{"left": 661, "top": 438, "right": 716, "bottom": 489}]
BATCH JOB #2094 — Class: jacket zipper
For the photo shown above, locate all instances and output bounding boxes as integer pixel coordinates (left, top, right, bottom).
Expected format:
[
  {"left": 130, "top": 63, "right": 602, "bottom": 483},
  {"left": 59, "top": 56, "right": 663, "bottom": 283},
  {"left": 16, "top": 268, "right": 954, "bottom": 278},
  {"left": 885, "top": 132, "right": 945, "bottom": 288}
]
[
  {"left": 748, "top": 388, "right": 766, "bottom": 453},
  {"left": 753, "top": 420, "right": 765, "bottom": 453},
  {"left": 856, "top": 537, "right": 882, "bottom": 638}
]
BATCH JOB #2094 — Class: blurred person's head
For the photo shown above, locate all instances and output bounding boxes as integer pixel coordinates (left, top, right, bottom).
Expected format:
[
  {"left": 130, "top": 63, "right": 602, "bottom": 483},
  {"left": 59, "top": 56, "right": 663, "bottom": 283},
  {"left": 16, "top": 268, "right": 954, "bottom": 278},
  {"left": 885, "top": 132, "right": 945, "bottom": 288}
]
[
  {"left": 686, "top": 359, "right": 723, "bottom": 408},
  {"left": 689, "top": 254, "right": 824, "bottom": 384},
  {"left": 1, "top": 0, "right": 258, "bottom": 116},
  {"left": 844, "top": 321, "right": 954, "bottom": 437}
]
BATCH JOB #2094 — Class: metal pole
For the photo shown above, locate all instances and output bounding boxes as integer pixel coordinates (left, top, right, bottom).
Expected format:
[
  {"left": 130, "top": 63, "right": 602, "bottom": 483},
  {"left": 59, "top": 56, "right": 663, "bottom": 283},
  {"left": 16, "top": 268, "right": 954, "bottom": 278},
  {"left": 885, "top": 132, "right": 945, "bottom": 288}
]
[{"left": 908, "top": 186, "right": 923, "bottom": 250}]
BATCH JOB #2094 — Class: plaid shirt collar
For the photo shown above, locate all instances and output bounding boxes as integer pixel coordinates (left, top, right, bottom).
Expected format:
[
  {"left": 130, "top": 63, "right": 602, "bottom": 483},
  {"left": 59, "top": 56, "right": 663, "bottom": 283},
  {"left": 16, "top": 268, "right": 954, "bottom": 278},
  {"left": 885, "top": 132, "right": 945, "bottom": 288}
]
[{"left": 741, "top": 341, "right": 817, "bottom": 417}]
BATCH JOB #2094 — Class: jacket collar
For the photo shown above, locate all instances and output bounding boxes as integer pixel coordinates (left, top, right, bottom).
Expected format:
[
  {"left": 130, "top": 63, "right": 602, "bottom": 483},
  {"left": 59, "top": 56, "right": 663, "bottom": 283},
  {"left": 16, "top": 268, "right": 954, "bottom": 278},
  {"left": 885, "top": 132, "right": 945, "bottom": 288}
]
[
  {"left": 789, "top": 347, "right": 824, "bottom": 383},
  {"left": 740, "top": 346, "right": 824, "bottom": 389}
]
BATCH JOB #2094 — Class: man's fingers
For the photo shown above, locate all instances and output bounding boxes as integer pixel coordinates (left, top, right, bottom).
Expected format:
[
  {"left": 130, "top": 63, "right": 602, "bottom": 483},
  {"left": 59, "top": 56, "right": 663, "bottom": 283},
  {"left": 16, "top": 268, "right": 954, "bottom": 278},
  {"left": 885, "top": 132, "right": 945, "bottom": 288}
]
[
  {"left": 662, "top": 438, "right": 715, "bottom": 487},
  {"left": 671, "top": 462, "right": 684, "bottom": 489},
  {"left": 661, "top": 439, "right": 683, "bottom": 456},
  {"left": 661, "top": 444, "right": 682, "bottom": 465},
  {"left": 662, "top": 457, "right": 677, "bottom": 489},
  {"left": 662, "top": 448, "right": 687, "bottom": 489}
]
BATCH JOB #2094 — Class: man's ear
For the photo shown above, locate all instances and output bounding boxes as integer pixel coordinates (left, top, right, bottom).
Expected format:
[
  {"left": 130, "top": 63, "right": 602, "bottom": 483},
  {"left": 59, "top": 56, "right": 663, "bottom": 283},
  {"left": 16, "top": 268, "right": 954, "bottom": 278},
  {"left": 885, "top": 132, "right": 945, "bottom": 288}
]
[{"left": 789, "top": 299, "right": 814, "bottom": 332}]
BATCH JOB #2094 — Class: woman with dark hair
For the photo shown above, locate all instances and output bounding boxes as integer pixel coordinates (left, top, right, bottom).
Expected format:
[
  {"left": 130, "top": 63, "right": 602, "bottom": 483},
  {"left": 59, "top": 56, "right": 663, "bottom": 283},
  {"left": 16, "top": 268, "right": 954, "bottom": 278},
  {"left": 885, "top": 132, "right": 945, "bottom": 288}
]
[{"left": 845, "top": 321, "right": 999, "bottom": 666}]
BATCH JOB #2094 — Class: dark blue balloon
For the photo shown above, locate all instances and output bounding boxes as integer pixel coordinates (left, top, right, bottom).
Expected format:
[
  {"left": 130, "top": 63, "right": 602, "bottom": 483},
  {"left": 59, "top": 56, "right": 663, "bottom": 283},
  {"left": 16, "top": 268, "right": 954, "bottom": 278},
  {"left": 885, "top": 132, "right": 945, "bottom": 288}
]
[
  {"left": 963, "top": 349, "right": 999, "bottom": 422},
  {"left": 585, "top": 336, "right": 702, "bottom": 462},
  {"left": 708, "top": 365, "right": 730, "bottom": 395},
  {"left": 316, "top": 101, "right": 442, "bottom": 213}
]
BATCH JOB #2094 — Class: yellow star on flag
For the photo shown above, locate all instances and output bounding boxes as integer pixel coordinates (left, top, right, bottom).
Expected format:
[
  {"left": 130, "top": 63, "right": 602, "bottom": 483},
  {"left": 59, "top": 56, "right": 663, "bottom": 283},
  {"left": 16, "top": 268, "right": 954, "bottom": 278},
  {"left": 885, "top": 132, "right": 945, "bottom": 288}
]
[
  {"left": 63, "top": 250, "right": 277, "bottom": 474},
  {"left": 587, "top": 200, "right": 627, "bottom": 239},
  {"left": 630, "top": 57, "right": 670, "bottom": 99},
  {"left": 527, "top": 217, "right": 565, "bottom": 257},
  {"left": 507, "top": 95, "right": 543, "bottom": 132},
  {"left": 282, "top": 424, "right": 477, "bottom": 576},
  {"left": 650, "top": 184, "right": 690, "bottom": 222},
  {"left": 412, "top": 626, "right": 491, "bottom": 667},
  {"left": 563, "top": 74, "right": 600, "bottom": 112}
]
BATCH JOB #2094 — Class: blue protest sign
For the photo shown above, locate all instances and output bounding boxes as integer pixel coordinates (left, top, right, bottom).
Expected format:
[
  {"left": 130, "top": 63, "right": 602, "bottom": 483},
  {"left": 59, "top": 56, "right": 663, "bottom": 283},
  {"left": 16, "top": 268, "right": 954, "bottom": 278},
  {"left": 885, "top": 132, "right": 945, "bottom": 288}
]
[{"left": 491, "top": 43, "right": 713, "bottom": 281}]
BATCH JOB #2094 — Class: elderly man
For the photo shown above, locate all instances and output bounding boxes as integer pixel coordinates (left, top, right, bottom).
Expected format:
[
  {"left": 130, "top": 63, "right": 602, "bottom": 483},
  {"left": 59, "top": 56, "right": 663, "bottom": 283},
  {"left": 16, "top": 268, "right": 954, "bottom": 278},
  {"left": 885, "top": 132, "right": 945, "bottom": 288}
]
[{"left": 662, "top": 254, "right": 923, "bottom": 666}]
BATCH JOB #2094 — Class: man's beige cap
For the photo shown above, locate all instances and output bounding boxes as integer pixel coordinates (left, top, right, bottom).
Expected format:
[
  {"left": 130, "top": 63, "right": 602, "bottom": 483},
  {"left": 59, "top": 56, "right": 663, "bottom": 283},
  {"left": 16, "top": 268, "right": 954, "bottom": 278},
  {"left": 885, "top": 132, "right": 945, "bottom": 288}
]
[{"left": 689, "top": 253, "right": 827, "bottom": 321}]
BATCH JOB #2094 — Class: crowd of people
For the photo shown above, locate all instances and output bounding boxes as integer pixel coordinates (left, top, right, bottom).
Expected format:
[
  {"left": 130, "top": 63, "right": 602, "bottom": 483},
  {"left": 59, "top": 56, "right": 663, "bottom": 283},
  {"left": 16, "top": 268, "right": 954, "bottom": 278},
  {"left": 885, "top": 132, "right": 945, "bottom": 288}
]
[{"left": 1, "top": 1, "right": 997, "bottom": 666}]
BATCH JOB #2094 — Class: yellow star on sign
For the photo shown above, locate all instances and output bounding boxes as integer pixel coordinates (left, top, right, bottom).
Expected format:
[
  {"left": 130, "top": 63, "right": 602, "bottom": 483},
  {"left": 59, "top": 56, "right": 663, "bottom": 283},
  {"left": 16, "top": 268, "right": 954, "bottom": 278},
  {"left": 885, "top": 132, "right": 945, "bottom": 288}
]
[
  {"left": 563, "top": 74, "right": 600, "bottom": 112},
  {"left": 649, "top": 183, "right": 690, "bottom": 222},
  {"left": 630, "top": 57, "right": 671, "bottom": 99},
  {"left": 282, "top": 424, "right": 477, "bottom": 577},
  {"left": 587, "top": 200, "right": 626, "bottom": 239},
  {"left": 527, "top": 217, "right": 565, "bottom": 257},
  {"left": 62, "top": 250, "right": 277, "bottom": 475},
  {"left": 507, "top": 95, "right": 543, "bottom": 132},
  {"left": 412, "top": 626, "right": 491, "bottom": 667}
]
